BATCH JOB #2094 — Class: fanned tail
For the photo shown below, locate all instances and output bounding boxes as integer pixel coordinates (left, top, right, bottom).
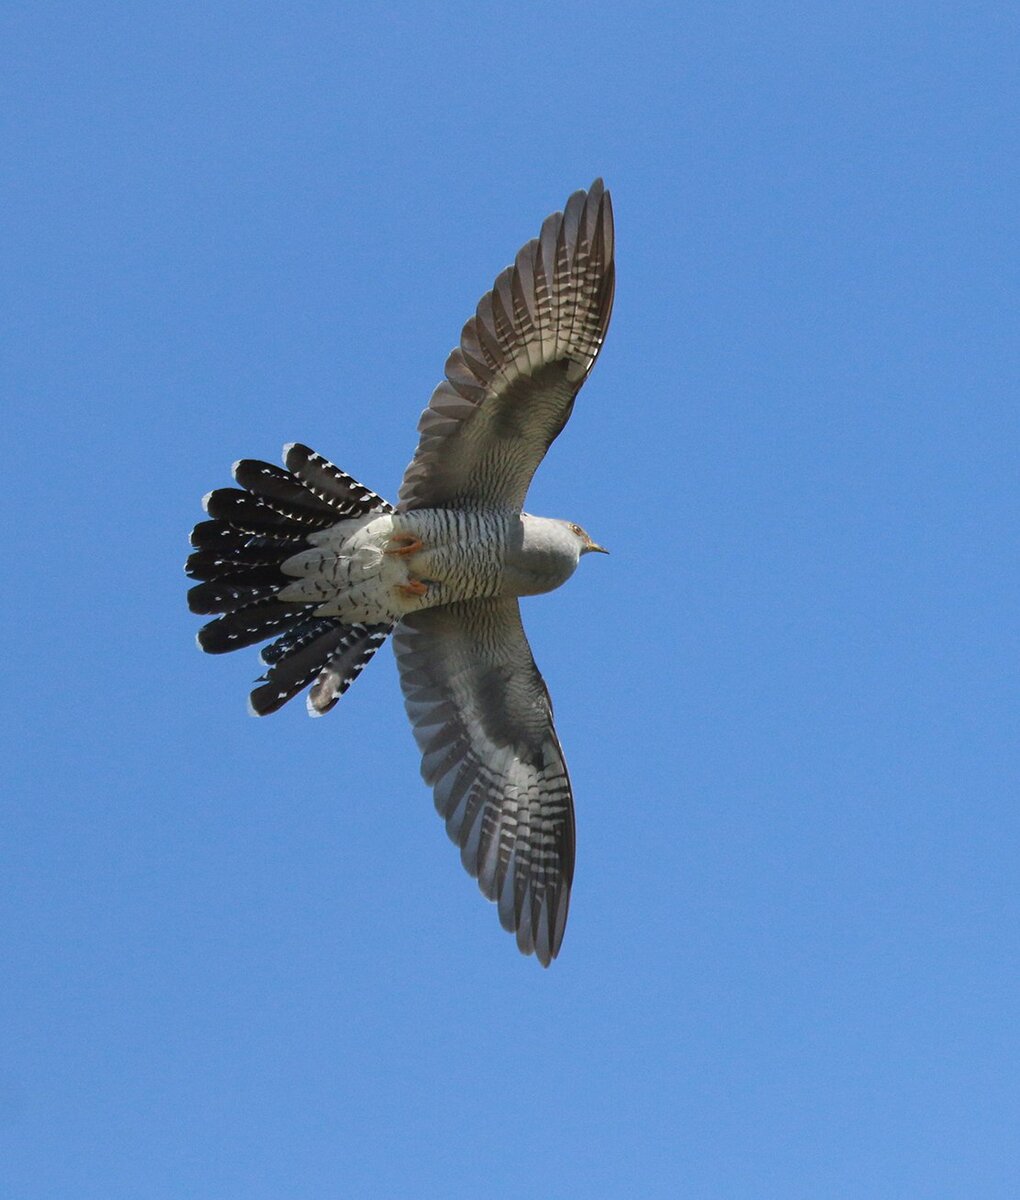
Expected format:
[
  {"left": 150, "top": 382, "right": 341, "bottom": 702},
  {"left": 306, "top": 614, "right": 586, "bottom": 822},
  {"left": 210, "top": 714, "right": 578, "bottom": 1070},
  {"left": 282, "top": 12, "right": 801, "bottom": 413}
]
[{"left": 186, "top": 444, "right": 394, "bottom": 715}]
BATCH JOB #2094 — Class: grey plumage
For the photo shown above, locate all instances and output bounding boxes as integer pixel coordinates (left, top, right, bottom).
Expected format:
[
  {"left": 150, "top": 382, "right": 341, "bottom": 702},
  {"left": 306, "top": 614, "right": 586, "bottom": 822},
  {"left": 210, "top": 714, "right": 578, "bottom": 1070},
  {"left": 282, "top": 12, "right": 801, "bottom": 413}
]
[
  {"left": 187, "top": 180, "right": 615, "bottom": 965},
  {"left": 393, "top": 600, "right": 574, "bottom": 963},
  {"left": 398, "top": 179, "right": 614, "bottom": 512}
]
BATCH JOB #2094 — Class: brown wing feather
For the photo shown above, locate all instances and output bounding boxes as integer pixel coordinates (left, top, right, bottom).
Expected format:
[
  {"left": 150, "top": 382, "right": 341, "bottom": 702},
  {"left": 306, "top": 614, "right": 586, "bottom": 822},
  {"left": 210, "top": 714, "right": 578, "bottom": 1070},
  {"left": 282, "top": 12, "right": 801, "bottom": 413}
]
[{"left": 397, "top": 180, "right": 615, "bottom": 512}]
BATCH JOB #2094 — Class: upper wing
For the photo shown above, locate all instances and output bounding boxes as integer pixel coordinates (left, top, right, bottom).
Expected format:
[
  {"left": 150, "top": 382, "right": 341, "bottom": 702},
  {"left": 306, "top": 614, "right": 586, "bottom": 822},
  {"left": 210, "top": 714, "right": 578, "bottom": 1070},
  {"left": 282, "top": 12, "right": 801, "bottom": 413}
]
[
  {"left": 397, "top": 180, "right": 615, "bottom": 513},
  {"left": 392, "top": 598, "right": 575, "bottom": 965}
]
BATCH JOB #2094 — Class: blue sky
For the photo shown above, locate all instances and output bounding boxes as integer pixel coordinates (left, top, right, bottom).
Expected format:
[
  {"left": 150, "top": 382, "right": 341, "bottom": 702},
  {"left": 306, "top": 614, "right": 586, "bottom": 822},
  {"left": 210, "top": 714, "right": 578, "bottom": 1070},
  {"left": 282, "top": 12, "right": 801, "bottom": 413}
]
[{"left": 3, "top": 3, "right": 1018, "bottom": 1196}]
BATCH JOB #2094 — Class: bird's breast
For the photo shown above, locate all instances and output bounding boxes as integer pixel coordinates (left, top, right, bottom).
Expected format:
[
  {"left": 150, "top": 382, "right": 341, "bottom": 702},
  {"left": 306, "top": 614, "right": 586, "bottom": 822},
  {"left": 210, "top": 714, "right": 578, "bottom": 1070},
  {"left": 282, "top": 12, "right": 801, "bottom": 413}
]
[{"left": 398, "top": 509, "right": 510, "bottom": 600}]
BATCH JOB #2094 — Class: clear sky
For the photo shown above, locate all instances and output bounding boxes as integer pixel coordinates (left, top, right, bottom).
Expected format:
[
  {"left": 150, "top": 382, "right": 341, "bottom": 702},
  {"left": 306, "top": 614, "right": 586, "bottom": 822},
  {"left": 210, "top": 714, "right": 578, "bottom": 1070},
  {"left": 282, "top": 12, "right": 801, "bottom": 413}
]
[{"left": 3, "top": 3, "right": 1018, "bottom": 1197}]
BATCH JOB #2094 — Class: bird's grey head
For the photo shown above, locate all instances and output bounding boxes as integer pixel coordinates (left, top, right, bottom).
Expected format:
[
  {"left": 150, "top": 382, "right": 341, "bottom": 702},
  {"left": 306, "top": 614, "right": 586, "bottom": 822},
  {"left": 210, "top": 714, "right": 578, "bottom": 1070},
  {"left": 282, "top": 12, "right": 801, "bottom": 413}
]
[{"left": 501, "top": 515, "right": 608, "bottom": 598}]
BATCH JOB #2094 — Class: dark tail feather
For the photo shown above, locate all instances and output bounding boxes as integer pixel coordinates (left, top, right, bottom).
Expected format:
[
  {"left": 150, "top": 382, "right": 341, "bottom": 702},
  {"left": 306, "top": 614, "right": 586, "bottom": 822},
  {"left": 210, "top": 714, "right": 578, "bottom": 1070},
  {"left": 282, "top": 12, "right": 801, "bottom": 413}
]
[
  {"left": 188, "top": 446, "right": 393, "bottom": 713},
  {"left": 197, "top": 600, "right": 323, "bottom": 654},
  {"left": 307, "top": 624, "right": 392, "bottom": 715},
  {"left": 284, "top": 443, "right": 393, "bottom": 516},
  {"left": 249, "top": 621, "right": 393, "bottom": 717},
  {"left": 189, "top": 519, "right": 306, "bottom": 551},
  {"left": 231, "top": 459, "right": 343, "bottom": 522},
  {"left": 260, "top": 617, "right": 341, "bottom": 665},
  {"left": 186, "top": 545, "right": 295, "bottom": 581},
  {"left": 202, "top": 487, "right": 322, "bottom": 534}
]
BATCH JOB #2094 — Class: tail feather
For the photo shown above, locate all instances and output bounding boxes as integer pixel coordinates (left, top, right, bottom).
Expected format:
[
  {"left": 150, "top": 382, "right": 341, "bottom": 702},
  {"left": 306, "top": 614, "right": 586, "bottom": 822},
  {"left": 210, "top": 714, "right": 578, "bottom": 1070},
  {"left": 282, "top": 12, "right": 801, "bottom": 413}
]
[
  {"left": 232, "top": 459, "right": 342, "bottom": 523},
  {"left": 189, "top": 445, "right": 394, "bottom": 712},
  {"left": 187, "top": 579, "right": 286, "bottom": 615},
  {"left": 203, "top": 487, "right": 329, "bottom": 534},
  {"left": 249, "top": 622, "right": 351, "bottom": 716},
  {"left": 284, "top": 443, "right": 394, "bottom": 515},
  {"left": 190, "top": 519, "right": 307, "bottom": 550},
  {"left": 249, "top": 621, "right": 392, "bottom": 717},
  {"left": 307, "top": 624, "right": 392, "bottom": 716},
  {"left": 185, "top": 546, "right": 295, "bottom": 581},
  {"left": 260, "top": 617, "right": 340, "bottom": 665},
  {"left": 197, "top": 600, "right": 322, "bottom": 654}
]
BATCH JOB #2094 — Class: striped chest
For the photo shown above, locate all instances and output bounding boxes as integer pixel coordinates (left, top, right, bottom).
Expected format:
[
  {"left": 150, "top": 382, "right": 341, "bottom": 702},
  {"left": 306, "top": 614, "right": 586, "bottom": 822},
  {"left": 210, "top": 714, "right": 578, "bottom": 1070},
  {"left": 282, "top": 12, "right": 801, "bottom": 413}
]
[{"left": 395, "top": 508, "right": 513, "bottom": 602}]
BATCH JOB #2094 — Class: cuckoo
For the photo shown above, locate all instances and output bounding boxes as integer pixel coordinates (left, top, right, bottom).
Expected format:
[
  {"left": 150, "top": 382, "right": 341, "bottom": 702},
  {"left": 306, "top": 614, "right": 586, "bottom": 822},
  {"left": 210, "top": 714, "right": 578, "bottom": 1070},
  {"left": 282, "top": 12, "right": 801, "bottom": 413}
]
[{"left": 187, "top": 180, "right": 615, "bottom": 965}]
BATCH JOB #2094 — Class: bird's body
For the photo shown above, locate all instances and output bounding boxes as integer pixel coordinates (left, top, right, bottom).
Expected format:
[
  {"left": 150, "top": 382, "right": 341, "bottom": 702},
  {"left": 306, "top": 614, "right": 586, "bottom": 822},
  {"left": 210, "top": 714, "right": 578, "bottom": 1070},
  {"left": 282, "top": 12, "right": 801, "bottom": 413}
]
[
  {"left": 187, "top": 180, "right": 615, "bottom": 964},
  {"left": 277, "top": 508, "right": 507, "bottom": 623},
  {"left": 274, "top": 508, "right": 603, "bottom": 624}
]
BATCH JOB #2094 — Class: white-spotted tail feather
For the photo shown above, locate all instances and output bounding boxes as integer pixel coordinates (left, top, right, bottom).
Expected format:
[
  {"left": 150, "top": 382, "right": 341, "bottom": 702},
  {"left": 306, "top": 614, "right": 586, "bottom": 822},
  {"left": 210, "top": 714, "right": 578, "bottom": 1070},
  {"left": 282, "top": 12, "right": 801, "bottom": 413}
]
[{"left": 188, "top": 446, "right": 394, "bottom": 713}]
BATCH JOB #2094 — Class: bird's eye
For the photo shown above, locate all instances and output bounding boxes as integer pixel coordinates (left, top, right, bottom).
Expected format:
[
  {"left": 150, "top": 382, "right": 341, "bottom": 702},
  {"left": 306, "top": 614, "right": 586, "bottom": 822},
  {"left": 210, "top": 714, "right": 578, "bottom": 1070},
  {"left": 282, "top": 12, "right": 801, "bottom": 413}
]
[{"left": 569, "top": 523, "right": 583, "bottom": 536}]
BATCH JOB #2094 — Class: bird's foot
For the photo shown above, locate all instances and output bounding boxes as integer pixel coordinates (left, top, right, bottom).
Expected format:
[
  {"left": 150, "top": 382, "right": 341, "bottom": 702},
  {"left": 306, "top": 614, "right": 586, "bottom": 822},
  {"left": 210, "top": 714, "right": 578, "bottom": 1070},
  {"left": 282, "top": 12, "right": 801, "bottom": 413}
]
[
  {"left": 396, "top": 579, "right": 429, "bottom": 599},
  {"left": 386, "top": 533, "right": 423, "bottom": 556}
]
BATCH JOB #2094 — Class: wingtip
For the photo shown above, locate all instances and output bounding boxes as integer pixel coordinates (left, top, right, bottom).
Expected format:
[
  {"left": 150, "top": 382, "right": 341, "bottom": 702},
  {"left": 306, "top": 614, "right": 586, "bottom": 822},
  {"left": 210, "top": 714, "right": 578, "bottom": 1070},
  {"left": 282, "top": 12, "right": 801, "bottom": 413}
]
[{"left": 533, "top": 924, "right": 554, "bottom": 968}]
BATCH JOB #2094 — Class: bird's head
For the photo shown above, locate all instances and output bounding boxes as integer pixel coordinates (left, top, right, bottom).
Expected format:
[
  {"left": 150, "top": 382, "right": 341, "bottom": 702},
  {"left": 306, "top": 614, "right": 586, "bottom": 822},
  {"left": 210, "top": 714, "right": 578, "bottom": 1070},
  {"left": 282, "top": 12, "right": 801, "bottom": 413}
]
[
  {"left": 507, "top": 515, "right": 608, "bottom": 596},
  {"left": 565, "top": 521, "right": 609, "bottom": 557}
]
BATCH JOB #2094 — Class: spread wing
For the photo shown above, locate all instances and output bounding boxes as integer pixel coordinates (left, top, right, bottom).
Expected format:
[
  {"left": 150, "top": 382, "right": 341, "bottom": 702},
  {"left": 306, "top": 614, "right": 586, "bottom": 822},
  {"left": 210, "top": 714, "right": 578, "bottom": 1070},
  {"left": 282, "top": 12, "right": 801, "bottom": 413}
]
[
  {"left": 397, "top": 179, "right": 615, "bottom": 513},
  {"left": 392, "top": 599, "right": 575, "bottom": 965}
]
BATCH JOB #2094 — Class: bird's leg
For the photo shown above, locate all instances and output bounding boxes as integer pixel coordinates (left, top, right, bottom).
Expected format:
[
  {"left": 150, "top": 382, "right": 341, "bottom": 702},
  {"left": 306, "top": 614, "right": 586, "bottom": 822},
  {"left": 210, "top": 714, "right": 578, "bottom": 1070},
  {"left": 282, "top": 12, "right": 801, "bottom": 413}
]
[
  {"left": 386, "top": 533, "right": 423, "bottom": 556},
  {"left": 390, "top": 529, "right": 428, "bottom": 599}
]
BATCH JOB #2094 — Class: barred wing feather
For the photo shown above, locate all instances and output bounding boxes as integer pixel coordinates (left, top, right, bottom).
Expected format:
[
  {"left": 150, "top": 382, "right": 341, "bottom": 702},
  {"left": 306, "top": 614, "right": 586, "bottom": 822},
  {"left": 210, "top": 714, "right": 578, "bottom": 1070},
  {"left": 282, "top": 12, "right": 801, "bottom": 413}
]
[
  {"left": 397, "top": 179, "right": 614, "bottom": 513},
  {"left": 393, "top": 599, "right": 575, "bottom": 965}
]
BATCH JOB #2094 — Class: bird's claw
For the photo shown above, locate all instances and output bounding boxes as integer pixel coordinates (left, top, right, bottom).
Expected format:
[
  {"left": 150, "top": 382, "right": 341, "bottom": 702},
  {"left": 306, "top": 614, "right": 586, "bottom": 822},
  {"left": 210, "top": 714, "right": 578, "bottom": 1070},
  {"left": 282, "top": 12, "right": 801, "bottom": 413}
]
[{"left": 387, "top": 533, "right": 423, "bottom": 556}]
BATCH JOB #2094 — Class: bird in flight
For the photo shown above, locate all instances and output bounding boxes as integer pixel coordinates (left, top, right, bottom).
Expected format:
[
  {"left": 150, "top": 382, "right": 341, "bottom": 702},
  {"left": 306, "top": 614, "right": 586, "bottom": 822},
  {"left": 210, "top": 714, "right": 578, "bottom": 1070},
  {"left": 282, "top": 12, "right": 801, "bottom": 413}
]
[{"left": 187, "top": 180, "right": 615, "bottom": 965}]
